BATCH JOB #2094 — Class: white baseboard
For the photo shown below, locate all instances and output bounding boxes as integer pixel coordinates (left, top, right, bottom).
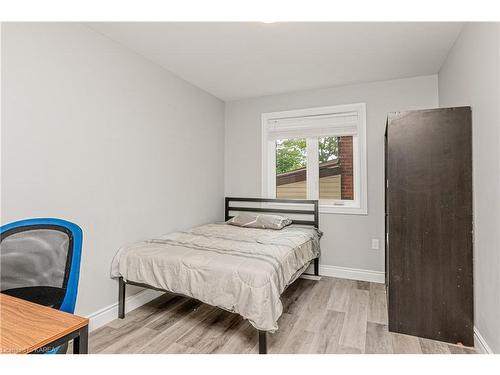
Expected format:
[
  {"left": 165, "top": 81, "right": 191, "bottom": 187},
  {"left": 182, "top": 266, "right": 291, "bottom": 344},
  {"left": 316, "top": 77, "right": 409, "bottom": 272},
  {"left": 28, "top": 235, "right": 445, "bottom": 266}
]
[
  {"left": 474, "top": 327, "right": 494, "bottom": 354},
  {"left": 86, "top": 289, "right": 162, "bottom": 332},
  {"left": 319, "top": 264, "right": 385, "bottom": 283}
]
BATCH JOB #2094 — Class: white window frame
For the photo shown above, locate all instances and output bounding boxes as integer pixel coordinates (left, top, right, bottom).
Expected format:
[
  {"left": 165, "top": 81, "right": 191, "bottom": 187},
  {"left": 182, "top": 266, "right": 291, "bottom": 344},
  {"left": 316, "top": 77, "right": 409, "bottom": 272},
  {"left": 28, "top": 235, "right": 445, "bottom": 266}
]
[{"left": 261, "top": 103, "right": 367, "bottom": 215}]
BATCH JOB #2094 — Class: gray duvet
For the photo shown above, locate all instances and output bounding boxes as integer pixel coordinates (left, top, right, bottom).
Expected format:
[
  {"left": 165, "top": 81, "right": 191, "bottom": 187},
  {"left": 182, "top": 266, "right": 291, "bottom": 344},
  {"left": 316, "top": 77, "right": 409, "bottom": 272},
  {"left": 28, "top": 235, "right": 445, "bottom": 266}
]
[{"left": 110, "top": 223, "right": 321, "bottom": 332}]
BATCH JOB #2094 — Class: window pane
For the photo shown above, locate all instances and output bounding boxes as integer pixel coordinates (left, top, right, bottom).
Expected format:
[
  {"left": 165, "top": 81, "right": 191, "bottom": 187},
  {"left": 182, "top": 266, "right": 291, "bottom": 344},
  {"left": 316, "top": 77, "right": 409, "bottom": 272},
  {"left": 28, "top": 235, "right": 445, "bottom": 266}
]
[
  {"left": 319, "top": 136, "right": 354, "bottom": 202},
  {"left": 276, "top": 138, "right": 307, "bottom": 199}
]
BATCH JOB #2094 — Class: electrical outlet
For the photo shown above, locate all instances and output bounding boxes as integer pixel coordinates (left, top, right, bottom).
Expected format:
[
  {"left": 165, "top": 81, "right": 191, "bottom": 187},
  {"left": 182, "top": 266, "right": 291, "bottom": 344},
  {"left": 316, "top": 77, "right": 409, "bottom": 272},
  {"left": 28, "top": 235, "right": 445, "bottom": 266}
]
[{"left": 371, "top": 238, "right": 380, "bottom": 250}]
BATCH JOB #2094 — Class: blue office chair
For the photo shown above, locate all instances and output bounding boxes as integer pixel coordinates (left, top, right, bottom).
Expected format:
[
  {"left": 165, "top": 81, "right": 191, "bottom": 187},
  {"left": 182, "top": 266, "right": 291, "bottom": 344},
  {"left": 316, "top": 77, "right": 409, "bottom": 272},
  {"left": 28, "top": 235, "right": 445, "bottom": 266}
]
[{"left": 0, "top": 218, "right": 83, "bottom": 354}]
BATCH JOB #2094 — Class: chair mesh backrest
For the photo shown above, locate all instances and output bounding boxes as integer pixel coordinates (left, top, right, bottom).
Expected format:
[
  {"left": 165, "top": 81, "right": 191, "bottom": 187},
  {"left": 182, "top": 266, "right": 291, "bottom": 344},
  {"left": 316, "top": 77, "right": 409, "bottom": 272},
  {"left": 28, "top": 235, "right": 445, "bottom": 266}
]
[{"left": 0, "top": 225, "right": 73, "bottom": 309}]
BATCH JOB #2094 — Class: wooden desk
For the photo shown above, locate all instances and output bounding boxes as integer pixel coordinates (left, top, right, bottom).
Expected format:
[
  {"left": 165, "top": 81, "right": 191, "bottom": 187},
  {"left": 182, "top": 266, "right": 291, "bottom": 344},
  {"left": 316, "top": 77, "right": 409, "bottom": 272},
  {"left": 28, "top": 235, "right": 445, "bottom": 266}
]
[{"left": 0, "top": 293, "right": 89, "bottom": 354}]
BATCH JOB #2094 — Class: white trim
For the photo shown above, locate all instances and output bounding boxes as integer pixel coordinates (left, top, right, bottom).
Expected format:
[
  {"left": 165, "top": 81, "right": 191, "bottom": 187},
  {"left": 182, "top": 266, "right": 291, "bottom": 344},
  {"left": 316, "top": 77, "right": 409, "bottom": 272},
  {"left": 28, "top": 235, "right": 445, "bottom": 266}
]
[
  {"left": 319, "top": 264, "right": 385, "bottom": 283},
  {"left": 261, "top": 103, "right": 367, "bottom": 215},
  {"left": 85, "top": 289, "right": 162, "bottom": 332},
  {"left": 306, "top": 137, "right": 318, "bottom": 200},
  {"left": 262, "top": 103, "right": 365, "bottom": 123},
  {"left": 261, "top": 132, "right": 276, "bottom": 199},
  {"left": 474, "top": 327, "right": 494, "bottom": 354}
]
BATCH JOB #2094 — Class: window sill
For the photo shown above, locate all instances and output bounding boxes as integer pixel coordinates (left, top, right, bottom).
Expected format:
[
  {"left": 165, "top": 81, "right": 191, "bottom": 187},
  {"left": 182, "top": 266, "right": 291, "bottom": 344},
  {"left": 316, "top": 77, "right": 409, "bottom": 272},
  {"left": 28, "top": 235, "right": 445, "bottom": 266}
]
[
  {"left": 262, "top": 201, "right": 368, "bottom": 215},
  {"left": 319, "top": 204, "right": 367, "bottom": 215}
]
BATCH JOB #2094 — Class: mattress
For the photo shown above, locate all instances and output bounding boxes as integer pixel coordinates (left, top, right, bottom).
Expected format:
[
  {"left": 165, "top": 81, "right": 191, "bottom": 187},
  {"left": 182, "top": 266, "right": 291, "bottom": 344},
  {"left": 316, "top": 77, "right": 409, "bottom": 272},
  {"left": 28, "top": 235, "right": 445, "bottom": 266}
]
[{"left": 110, "top": 223, "right": 321, "bottom": 332}]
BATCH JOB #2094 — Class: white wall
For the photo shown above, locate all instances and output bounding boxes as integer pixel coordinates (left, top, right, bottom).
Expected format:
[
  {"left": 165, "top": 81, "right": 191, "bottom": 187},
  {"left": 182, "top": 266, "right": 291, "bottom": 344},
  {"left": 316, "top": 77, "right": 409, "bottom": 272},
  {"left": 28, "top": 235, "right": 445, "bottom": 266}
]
[
  {"left": 438, "top": 23, "right": 500, "bottom": 354},
  {"left": 225, "top": 75, "right": 439, "bottom": 276},
  {"left": 1, "top": 23, "right": 225, "bottom": 317}
]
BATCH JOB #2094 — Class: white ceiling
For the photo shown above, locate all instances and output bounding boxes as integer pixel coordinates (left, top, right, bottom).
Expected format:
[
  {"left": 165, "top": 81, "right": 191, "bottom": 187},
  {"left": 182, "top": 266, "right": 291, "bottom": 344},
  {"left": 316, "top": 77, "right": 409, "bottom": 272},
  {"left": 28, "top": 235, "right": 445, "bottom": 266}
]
[{"left": 88, "top": 22, "right": 463, "bottom": 101}]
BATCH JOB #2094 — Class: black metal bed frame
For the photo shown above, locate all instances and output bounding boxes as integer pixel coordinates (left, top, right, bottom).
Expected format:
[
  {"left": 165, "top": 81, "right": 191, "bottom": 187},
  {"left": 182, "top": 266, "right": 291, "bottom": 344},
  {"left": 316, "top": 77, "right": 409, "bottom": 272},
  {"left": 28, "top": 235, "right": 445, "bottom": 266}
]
[{"left": 118, "top": 197, "right": 320, "bottom": 354}]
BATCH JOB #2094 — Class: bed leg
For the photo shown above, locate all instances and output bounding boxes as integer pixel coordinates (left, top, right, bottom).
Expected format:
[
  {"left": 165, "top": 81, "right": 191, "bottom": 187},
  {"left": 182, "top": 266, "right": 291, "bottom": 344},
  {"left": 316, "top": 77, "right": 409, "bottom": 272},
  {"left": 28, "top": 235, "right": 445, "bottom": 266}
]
[
  {"left": 118, "top": 277, "right": 126, "bottom": 319},
  {"left": 314, "top": 258, "right": 320, "bottom": 276},
  {"left": 258, "top": 330, "right": 267, "bottom": 354}
]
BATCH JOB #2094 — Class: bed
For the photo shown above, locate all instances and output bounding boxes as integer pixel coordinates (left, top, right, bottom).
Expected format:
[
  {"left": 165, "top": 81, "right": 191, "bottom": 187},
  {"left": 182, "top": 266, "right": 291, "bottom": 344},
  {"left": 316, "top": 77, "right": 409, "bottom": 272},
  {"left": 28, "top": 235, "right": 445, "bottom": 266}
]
[{"left": 110, "top": 197, "right": 321, "bottom": 354}]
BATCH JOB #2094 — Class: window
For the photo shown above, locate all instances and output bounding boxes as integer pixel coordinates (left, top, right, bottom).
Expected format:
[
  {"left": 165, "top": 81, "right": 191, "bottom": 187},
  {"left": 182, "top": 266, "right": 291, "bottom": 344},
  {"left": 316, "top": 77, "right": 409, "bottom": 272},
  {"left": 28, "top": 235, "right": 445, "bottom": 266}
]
[
  {"left": 276, "top": 138, "right": 307, "bottom": 199},
  {"left": 262, "top": 103, "right": 367, "bottom": 214},
  {"left": 318, "top": 135, "right": 354, "bottom": 203}
]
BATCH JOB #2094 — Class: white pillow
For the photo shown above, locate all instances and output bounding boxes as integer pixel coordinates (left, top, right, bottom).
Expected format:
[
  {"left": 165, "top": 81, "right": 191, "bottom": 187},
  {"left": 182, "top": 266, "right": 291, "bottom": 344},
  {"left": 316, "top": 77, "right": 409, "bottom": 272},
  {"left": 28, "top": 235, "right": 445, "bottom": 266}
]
[{"left": 226, "top": 213, "right": 292, "bottom": 230}]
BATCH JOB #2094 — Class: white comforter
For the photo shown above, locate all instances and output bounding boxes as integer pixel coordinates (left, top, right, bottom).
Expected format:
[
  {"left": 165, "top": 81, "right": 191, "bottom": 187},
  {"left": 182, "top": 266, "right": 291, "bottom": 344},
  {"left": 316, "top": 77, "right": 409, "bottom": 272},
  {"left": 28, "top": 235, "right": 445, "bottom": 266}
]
[{"left": 110, "top": 223, "right": 321, "bottom": 332}]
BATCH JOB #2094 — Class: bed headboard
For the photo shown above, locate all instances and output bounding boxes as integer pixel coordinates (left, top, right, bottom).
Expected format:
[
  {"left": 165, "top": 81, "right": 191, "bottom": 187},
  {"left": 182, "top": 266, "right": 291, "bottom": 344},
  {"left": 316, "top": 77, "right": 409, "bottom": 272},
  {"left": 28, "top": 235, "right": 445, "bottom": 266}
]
[{"left": 224, "top": 197, "right": 319, "bottom": 228}]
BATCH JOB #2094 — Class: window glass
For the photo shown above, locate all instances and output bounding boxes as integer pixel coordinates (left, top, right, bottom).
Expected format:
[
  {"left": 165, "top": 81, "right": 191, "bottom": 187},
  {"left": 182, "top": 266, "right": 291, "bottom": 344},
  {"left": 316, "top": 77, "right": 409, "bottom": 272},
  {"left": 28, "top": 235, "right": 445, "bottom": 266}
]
[
  {"left": 319, "top": 136, "right": 354, "bottom": 203},
  {"left": 275, "top": 138, "right": 307, "bottom": 199}
]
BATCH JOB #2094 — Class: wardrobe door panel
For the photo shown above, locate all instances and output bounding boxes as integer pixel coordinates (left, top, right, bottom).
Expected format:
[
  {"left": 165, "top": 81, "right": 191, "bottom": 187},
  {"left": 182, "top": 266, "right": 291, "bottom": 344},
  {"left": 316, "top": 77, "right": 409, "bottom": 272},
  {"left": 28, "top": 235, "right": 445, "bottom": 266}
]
[{"left": 386, "top": 107, "right": 473, "bottom": 346}]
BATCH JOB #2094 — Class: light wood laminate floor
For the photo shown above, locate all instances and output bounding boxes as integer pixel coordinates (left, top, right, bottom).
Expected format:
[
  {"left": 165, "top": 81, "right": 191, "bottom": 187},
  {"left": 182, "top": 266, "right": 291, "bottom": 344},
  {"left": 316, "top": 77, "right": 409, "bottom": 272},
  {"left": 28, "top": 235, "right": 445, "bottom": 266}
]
[{"left": 89, "top": 277, "right": 477, "bottom": 354}]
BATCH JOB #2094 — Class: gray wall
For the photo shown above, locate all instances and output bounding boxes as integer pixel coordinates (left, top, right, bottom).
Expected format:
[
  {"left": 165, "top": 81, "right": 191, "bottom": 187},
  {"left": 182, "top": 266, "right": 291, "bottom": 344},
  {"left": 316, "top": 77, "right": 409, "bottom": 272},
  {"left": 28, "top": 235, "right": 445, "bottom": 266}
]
[
  {"left": 438, "top": 23, "right": 500, "bottom": 353},
  {"left": 1, "top": 23, "right": 225, "bottom": 316},
  {"left": 225, "top": 75, "right": 439, "bottom": 273}
]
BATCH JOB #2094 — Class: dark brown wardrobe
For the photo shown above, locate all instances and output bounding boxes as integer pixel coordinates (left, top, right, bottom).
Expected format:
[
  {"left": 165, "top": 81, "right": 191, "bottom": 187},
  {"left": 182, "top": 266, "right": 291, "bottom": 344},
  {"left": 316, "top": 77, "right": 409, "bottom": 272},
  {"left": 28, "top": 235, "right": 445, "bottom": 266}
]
[{"left": 385, "top": 107, "right": 473, "bottom": 346}]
